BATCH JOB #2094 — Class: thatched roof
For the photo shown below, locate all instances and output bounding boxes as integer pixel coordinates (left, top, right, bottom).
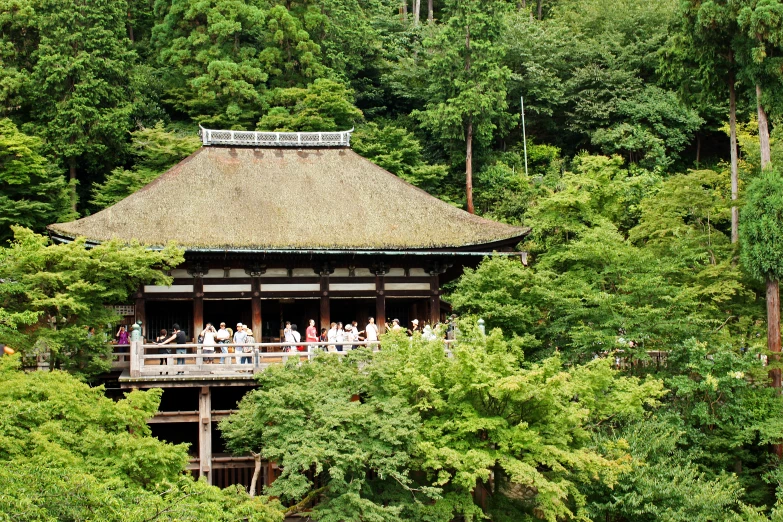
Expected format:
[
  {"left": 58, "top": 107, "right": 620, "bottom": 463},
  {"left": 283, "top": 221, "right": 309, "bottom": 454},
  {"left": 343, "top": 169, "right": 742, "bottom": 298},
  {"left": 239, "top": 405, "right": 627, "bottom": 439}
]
[{"left": 49, "top": 147, "right": 528, "bottom": 251}]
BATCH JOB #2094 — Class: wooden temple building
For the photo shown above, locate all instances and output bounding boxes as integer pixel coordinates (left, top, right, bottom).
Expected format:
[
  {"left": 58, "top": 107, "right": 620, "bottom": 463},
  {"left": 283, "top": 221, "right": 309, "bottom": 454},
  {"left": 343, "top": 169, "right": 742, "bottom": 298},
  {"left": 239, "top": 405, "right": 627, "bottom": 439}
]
[{"left": 47, "top": 127, "right": 528, "bottom": 489}]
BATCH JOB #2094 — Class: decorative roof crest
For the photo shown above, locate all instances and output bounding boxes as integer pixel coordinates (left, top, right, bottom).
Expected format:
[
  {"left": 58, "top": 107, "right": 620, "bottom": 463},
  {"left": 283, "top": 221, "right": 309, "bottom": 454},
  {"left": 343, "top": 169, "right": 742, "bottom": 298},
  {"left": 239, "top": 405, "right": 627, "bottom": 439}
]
[{"left": 199, "top": 125, "right": 353, "bottom": 148}]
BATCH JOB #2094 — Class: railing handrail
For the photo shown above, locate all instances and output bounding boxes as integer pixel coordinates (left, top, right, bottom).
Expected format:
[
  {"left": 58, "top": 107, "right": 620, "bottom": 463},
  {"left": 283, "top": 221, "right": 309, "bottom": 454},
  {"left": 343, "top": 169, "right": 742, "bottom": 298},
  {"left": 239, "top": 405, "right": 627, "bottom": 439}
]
[{"left": 199, "top": 126, "right": 354, "bottom": 148}]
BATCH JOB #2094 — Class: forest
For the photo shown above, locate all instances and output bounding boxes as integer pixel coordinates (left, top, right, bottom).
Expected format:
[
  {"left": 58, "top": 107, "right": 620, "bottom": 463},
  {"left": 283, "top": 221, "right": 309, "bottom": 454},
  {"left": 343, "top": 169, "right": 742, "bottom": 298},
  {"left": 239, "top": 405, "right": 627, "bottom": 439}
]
[{"left": 2, "top": 0, "right": 783, "bottom": 520}]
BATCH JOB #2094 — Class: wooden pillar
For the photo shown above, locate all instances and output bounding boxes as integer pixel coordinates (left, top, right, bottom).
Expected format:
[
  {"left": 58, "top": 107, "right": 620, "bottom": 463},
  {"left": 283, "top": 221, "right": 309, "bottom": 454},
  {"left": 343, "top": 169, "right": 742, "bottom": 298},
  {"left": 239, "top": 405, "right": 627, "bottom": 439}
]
[
  {"left": 251, "top": 278, "right": 262, "bottom": 340},
  {"left": 429, "top": 273, "right": 440, "bottom": 326},
  {"left": 320, "top": 273, "right": 330, "bottom": 331},
  {"left": 199, "top": 386, "right": 213, "bottom": 484},
  {"left": 375, "top": 272, "right": 386, "bottom": 332},
  {"left": 193, "top": 277, "right": 204, "bottom": 340},
  {"left": 135, "top": 292, "right": 146, "bottom": 339}
]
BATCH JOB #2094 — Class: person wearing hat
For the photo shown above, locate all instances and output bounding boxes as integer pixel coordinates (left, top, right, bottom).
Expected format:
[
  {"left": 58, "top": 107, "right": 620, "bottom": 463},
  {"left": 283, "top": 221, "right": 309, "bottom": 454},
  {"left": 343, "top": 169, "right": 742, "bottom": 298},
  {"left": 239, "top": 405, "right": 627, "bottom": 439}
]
[
  {"left": 407, "top": 319, "right": 420, "bottom": 336},
  {"left": 216, "top": 322, "right": 230, "bottom": 363},
  {"left": 392, "top": 318, "right": 402, "bottom": 332},
  {"left": 344, "top": 324, "right": 355, "bottom": 350},
  {"left": 233, "top": 323, "right": 247, "bottom": 364},
  {"left": 242, "top": 327, "right": 255, "bottom": 364}
]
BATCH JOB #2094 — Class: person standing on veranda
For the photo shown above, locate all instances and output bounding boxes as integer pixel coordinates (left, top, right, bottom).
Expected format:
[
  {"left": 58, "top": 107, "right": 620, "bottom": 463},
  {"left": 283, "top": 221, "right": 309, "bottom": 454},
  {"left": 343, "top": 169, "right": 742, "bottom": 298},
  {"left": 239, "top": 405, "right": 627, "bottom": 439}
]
[
  {"left": 234, "top": 323, "right": 247, "bottom": 364},
  {"left": 216, "top": 322, "right": 230, "bottom": 364},
  {"left": 200, "top": 323, "right": 217, "bottom": 364},
  {"left": 365, "top": 316, "right": 379, "bottom": 348},
  {"left": 305, "top": 319, "right": 318, "bottom": 351},
  {"left": 327, "top": 322, "right": 338, "bottom": 352}
]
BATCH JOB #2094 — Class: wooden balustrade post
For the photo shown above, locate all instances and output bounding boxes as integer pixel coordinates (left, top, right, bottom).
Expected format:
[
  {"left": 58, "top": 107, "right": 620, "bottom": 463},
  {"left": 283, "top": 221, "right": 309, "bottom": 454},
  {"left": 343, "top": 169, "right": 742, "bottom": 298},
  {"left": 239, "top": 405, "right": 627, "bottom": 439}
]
[
  {"left": 199, "top": 386, "right": 213, "bottom": 485},
  {"left": 374, "top": 265, "right": 388, "bottom": 332},
  {"left": 130, "top": 340, "right": 141, "bottom": 377}
]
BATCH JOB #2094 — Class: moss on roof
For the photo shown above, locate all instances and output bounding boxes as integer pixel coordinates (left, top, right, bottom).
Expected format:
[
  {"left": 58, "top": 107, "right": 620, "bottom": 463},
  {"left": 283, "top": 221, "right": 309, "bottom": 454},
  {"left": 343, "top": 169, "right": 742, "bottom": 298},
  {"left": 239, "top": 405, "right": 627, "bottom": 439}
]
[{"left": 49, "top": 147, "right": 528, "bottom": 250}]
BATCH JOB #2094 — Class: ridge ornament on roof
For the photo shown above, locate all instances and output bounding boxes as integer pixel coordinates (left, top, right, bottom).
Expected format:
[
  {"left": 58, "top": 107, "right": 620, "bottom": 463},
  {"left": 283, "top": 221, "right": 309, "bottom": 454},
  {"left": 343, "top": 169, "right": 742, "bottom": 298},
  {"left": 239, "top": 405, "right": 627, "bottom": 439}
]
[{"left": 199, "top": 125, "right": 353, "bottom": 148}]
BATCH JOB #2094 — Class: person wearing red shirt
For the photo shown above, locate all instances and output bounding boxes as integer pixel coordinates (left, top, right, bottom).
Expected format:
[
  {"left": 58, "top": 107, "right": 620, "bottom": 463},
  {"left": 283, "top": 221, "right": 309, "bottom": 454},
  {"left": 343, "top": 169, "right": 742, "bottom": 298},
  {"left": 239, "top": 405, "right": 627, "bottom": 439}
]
[{"left": 305, "top": 319, "right": 318, "bottom": 350}]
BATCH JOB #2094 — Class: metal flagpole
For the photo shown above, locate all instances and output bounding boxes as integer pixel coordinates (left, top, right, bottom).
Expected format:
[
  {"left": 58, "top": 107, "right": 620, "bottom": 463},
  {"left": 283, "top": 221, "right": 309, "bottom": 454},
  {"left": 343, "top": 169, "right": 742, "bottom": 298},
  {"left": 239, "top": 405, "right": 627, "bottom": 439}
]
[{"left": 521, "top": 96, "right": 529, "bottom": 177}]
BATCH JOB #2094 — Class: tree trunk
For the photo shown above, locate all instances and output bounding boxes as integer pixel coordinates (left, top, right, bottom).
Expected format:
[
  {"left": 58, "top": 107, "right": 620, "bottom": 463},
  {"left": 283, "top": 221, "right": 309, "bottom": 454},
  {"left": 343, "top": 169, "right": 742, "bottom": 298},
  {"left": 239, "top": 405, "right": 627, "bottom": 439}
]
[
  {"left": 757, "top": 84, "right": 771, "bottom": 170},
  {"left": 695, "top": 133, "right": 701, "bottom": 166},
  {"left": 729, "top": 73, "right": 739, "bottom": 244},
  {"left": 769, "top": 278, "right": 782, "bottom": 388},
  {"left": 767, "top": 277, "right": 783, "bottom": 458},
  {"left": 401, "top": 0, "right": 407, "bottom": 21},
  {"left": 413, "top": 0, "right": 420, "bottom": 25},
  {"left": 249, "top": 452, "right": 262, "bottom": 497},
  {"left": 69, "top": 158, "right": 77, "bottom": 212},
  {"left": 127, "top": 11, "right": 134, "bottom": 43},
  {"left": 466, "top": 120, "right": 474, "bottom": 214},
  {"left": 537, "top": 0, "right": 544, "bottom": 20},
  {"left": 428, "top": 0, "right": 433, "bottom": 21}
]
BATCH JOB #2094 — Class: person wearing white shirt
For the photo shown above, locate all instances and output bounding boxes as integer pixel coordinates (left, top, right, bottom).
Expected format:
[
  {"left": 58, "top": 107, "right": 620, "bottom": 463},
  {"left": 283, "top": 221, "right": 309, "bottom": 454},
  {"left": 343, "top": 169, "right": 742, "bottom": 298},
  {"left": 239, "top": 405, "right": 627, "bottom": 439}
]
[
  {"left": 233, "top": 323, "right": 247, "bottom": 364},
  {"left": 327, "top": 322, "right": 337, "bottom": 352},
  {"left": 335, "top": 322, "right": 345, "bottom": 352},
  {"left": 365, "top": 317, "right": 379, "bottom": 344},
  {"left": 291, "top": 324, "right": 301, "bottom": 353},
  {"left": 216, "top": 322, "right": 230, "bottom": 363}
]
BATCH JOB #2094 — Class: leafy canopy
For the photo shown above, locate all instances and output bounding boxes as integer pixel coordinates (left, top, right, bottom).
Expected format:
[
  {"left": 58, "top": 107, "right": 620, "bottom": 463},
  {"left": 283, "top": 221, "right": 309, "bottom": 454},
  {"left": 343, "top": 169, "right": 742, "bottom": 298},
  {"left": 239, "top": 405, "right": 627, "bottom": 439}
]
[
  {"left": 221, "top": 329, "right": 664, "bottom": 521},
  {"left": 0, "top": 227, "right": 183, "bottom": 379},
  {"left": 0, "top": 119, "right": 74, "bottom": 243},
  {"left": 0, "top": 356, "right": 284, "bottom": 522}
]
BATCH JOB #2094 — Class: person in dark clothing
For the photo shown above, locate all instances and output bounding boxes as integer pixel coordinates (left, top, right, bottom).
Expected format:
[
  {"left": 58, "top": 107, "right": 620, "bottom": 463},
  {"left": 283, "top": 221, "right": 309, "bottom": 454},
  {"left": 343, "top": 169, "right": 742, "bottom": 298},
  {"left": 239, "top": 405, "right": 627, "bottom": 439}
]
[
  {"left": 158, "top": 323, "right": 188, "bottom": 370},
  {"left": 156, "top": 328, "right": 169, "bottom": 365}
]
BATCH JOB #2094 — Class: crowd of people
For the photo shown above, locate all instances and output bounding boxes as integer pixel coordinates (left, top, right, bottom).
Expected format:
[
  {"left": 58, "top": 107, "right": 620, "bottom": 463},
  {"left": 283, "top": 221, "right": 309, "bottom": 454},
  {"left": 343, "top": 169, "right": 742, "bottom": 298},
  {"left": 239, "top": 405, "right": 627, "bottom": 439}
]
[{"left": 150, "top": 315, "right": 455, "bottom": 366}]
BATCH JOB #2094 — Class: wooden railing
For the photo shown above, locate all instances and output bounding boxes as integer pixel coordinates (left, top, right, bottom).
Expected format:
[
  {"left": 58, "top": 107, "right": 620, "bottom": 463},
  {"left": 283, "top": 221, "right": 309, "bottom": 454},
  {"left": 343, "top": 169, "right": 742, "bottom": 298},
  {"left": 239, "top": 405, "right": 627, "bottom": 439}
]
[
  {"left": 127, "top": 341, "right": 388, "bottom": 378},
  {"left": 119, "top": 340, "right": 676, "bottom": 379},
  {"left": 199, "top": 126, "right": 353, "bottom": 147}
]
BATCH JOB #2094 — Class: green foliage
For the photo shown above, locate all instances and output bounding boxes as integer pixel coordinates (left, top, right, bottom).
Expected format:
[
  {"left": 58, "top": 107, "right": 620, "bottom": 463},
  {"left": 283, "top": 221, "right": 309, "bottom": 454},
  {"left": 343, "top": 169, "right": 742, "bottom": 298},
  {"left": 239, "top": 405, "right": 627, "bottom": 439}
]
[
  {"left": 740, "top": 168, "right": 783, "bottom": 282},
  {"left": 257, "top": 79, "right": 363, "bottom": 132},
  {"left": 258, "top": 5, "right": 326, "bottom": 89},
  {"left": 414, "top": 0, "right": 513, "bottom": 159},
  {"left": 584, "top": 414, "right": 749, "bottom": 521},
  {"left": 590, "top": 86, "right": 703, "bottom": 168},
  {"left": 0, "top": 227, "right": 183, "bottom": 378},
  {"left": 151, "top": 0, "right": 270, "bottom": 128},
  {"left": 90, "top": 122, "right": 201, "bottom": 210},
  {"left": 351, "top": 121, "right": 448, "bottom": 193},
  {"left": 222, "top": 330, "right": 664, "bottom": 521},
  {"left": 452, "top": 159, "right": 758, "bottom": 361},
  {"left": 19, "top": 0, "right": 136, "bottom": 182},
  {"left": 0, "top": 356, "right": 284, "bottom": 522},
  {"left": 0, "top": 119, "right": 74, "bottom": 243}
]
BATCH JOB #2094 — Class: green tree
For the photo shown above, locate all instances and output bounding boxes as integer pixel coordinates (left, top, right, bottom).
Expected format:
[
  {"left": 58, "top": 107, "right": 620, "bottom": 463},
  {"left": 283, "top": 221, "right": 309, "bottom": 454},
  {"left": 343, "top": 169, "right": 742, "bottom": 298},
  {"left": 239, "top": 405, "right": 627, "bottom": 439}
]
[
  {"left": 584, "top": 414, "right": 751, "bottom": 521},
  {"left": 414, "top": 0, "right": 512, "bottom": 214},
  {"left": 0, "top": 119, "right": 74, "bottom": 243},
  {"left": 22, "top": 0, "right": 136, "bottom": 199},
  {"left": 0, "top": 356, "right": 284, "bottom": 521},
  {"left": 351, "top": 121, "right": 448, "bottom": 194},
  {"left": 90, "top": 122, "right": 201, "bottom": 210},
  {"left": 151, "top": 0, "right": 269, "bottom": 128},
  {"left": 258, "top": 5, "right": 325, "bottom": 89},
  {"left": 590, "top": 86, "right": 702, "bottom": 169},
  {"left": 0, "top": 227, "right": 183, "bottom": 379},
  {"left": 257, "top": 78, "right": 362, "bottom": 131},
  {"left": 733, "top": 0, "right": 783, "bottom": 169},
  {"left": 664, "top": 0, "right": 742, "bottom": 241},
  {"left": 222, "top": 330, "right": 664, "bottom": 521},
  {"left": 740, "top": 168, "right": 783, "bottom": 395}
]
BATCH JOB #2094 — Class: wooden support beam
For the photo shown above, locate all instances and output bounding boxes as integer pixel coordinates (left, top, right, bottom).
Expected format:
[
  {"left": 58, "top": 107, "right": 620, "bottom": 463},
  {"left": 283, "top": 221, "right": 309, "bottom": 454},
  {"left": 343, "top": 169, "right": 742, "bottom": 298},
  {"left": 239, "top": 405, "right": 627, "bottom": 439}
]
[
  {"left": 251, "top": 278, "right": 262, "bottom": 341},
  {"left": 429, "top": 273, "right": 440, "bottom": 325},
  {"left": 199, "top": 386, "right": 213, "bottom": 485},
  {"left": 193, "top": 277, "right": 204, "bottom": 339},
  {"left": 320, "top": 273, "right": 330, "bottom": 330},
  {"left": 375, "top": 273, "right": 386, "bottom": 331}
]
